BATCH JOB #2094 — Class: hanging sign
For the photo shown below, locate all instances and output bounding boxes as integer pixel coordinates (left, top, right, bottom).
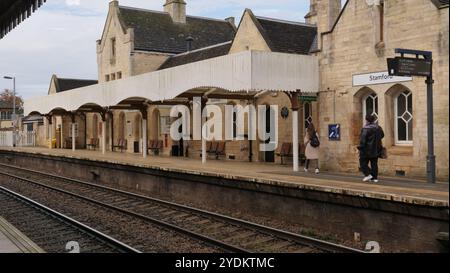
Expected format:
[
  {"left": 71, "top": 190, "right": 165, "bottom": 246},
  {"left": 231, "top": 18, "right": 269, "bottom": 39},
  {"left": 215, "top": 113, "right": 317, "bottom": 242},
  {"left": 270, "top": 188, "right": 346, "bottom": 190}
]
[
  {"left": 299, "top": 94, "right": 317, "bottom": 102},
  {"left": 387, "top": 57, "right": 432, "bottom": 77}
]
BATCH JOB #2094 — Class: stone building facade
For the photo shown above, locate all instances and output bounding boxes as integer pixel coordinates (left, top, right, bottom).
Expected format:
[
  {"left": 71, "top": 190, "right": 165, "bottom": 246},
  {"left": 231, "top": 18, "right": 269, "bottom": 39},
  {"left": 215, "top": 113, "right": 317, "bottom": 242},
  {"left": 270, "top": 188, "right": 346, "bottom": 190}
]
[
  {"left": 306, "top": 0, "right": 448, "bottom": 179},
  {"left": 34, "top": 0, "right": 448, "bottom": 180}
]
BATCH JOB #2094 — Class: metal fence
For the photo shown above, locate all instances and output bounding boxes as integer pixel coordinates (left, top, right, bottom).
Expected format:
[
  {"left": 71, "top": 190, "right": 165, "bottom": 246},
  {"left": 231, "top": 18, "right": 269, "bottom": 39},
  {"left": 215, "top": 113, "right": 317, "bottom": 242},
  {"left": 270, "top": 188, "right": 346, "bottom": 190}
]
[
  {"left": 16, "top": 131, "right": 36, "bottom": 147},
  {"left": 0, "top": 131, "right": 36, "bottom": 147}
]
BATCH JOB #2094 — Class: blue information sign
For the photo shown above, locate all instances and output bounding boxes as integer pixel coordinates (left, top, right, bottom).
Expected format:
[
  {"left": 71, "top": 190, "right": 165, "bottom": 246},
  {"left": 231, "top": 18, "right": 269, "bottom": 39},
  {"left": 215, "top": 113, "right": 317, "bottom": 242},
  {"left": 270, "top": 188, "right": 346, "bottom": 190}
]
[{"left": 328, "top": 124, "right": 341, "bottom": 141}]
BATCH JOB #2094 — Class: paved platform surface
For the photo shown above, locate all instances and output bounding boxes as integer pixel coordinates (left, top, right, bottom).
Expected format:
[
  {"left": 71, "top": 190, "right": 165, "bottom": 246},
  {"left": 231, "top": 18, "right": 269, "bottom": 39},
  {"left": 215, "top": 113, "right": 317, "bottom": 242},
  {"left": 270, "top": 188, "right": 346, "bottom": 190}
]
[
  {"left": 0, "top": 217, "right": 44, "bottom": 253},
  {"left": 1, "top": 147, "right": 448, "bottom": 207}
]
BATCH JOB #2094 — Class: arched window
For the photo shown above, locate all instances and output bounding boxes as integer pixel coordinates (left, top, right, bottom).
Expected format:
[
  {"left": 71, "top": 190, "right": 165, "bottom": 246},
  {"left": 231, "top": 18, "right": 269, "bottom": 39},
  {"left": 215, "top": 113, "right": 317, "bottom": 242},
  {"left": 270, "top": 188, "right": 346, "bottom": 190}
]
[
  {"left": 151, "top": 109, "right": 160, "bottom": 140},
  {"left": 395, "top": 90, "right": 413, "bottom": 145},
  {"left": 304, "top": 102, "right": 313, "bottom": 130},
  {"left": 118, "top": 112, "right": 125, "bottom": 140},
  {"left": 134, "top": 114, "right": 141, "bottom": 140},
  {"left": 92, "top": 114, "right": 98, "bottom": 139},
  {"left": 363, "top": 92, "right": 379, "bottom": 122}
]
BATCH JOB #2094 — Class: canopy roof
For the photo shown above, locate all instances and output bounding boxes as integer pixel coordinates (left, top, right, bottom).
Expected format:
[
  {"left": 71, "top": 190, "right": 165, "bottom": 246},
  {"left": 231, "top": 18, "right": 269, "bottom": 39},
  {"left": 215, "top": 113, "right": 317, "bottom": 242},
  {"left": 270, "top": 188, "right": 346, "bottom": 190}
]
[
  {"left": 0, "top": 0, "right": 47, "bottom": 39},
  {"left": 24, "top": 51, "right": 319, "bottom": 116}
]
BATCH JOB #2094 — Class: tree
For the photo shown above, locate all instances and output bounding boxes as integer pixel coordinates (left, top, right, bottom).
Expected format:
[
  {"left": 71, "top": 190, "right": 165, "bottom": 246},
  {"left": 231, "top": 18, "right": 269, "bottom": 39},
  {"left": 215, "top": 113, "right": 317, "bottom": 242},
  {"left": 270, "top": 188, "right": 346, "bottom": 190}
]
[{"left": 0, "top": 89, "right": 23, "bottom": 113}]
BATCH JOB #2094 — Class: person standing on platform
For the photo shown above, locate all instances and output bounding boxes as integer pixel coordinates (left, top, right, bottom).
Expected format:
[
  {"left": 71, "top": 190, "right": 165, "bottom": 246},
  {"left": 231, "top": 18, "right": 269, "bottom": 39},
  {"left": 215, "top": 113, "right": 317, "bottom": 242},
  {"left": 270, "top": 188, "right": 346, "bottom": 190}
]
[
  {"left": 358, "top": 114, "right": 385, "bottom": 183},
  {"left": 304, "top": 123, "right": 320, "bottom": 174}
]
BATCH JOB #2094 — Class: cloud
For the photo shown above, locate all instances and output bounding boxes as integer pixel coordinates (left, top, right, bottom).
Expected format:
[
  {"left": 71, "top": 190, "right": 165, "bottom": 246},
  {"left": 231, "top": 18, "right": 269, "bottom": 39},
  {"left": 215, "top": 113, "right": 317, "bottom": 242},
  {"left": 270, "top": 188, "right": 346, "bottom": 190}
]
[
  {"left": 0, "top": 0, "right": 310, "bottom": 99},
  {"left": 66, "top": 0, "right": 81, "bottom": 6}
]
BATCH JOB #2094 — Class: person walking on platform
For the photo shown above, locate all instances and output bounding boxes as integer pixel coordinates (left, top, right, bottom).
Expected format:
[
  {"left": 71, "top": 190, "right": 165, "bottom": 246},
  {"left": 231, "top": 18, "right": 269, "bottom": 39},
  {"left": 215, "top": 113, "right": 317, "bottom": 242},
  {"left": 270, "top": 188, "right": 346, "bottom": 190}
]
[
  {"left": 358, "top": 114, "right": 385, "bottom": 183},
  {"left": 304, "top": 123, "right": 320, "bottom": 174}
]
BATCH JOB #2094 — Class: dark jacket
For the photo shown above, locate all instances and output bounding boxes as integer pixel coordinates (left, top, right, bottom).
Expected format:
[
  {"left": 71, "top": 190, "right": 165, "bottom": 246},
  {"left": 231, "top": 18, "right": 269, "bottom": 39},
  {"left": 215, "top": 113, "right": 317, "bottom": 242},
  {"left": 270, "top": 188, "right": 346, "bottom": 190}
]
[{"left": 358, "top": 123, "right": 385, "bottom": 159}]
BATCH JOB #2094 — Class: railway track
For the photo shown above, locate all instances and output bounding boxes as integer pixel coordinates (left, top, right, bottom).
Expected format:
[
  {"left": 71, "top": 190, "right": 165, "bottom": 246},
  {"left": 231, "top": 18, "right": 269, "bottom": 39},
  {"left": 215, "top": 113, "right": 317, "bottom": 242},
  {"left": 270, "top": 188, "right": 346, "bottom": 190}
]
[
  {"left": 0, "top": 186, "right": 140, "bottom": 253},
  {"left": 0, "top": 163, "right": 365, "bottom": 253}
]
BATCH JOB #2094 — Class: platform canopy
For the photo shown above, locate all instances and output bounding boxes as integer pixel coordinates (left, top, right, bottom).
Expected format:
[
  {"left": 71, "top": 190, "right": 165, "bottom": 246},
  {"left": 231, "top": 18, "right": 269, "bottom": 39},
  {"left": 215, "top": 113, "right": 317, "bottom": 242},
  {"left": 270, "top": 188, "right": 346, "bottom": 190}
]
[
  {"left": 0, "top": 0, "right": 47, "bottom": 39},
  {"left": 24, "top": 51, "right": 319, "bottom": 116}
]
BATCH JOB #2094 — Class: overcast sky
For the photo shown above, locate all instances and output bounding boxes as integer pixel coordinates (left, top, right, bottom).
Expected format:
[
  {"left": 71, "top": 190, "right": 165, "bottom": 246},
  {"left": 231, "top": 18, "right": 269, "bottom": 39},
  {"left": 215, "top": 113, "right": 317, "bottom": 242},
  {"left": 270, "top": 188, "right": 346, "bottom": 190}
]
[{"left": 0, "top": 0, "right": 311, "bottom": 99}]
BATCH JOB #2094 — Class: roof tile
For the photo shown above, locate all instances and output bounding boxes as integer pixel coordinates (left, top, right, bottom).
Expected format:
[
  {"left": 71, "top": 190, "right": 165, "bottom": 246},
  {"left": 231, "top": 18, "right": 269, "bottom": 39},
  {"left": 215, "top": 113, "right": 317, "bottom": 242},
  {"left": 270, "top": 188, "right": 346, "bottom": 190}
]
[{"left": 118, "top": 6, "right": 236, "bottom": 54}]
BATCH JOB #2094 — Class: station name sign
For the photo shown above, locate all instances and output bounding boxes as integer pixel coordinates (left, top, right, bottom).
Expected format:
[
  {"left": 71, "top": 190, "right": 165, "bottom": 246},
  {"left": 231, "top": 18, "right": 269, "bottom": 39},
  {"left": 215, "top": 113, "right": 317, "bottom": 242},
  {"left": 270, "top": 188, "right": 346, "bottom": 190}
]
[
  {"left": 387, "top": 57, "right": 432, "bottom": 77},
  {"left": 352, "top": 71, "right": 412, "bottom": 87},
  {"left": 299, "top": 94, "right": 317, "bottom": 102}
]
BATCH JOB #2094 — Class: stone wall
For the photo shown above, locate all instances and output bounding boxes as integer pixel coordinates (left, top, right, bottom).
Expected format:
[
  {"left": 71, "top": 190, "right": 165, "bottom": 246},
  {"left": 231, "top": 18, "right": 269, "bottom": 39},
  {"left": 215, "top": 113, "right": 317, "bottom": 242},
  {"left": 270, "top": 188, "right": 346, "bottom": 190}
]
[
  {"left": 313, "top": 0, "right": 449, "bottom": 180},
  {"left": 229, "top": 10, "right": 271, "bottom": 54},
  {"left": 97, "top": 2, "right": 172, "bottom": 84}
]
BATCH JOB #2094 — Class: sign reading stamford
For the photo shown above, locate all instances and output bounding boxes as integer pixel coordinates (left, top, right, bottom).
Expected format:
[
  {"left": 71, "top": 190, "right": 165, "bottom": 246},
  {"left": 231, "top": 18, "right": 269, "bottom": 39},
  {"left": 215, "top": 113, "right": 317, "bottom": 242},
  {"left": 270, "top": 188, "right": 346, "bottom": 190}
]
[{"left": 353, "top": 71, "right": 412, "bottom": 87}]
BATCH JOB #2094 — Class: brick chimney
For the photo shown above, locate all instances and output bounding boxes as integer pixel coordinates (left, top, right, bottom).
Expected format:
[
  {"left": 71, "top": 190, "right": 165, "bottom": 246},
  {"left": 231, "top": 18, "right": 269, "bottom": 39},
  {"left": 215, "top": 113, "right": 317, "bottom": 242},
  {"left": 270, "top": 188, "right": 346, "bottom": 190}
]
[{"left": 164, "top": 0, "right": 186, "bottom": 24}]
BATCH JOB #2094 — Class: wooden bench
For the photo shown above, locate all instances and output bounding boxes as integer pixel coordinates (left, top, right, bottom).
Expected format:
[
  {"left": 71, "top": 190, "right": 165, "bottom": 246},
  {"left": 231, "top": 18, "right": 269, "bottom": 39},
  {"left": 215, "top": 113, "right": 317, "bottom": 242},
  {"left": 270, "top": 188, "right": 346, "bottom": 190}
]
[
  {"left": 65, "top": 138, "right": 79, "bottom": 149},
  {"left": 215, "top": 141, "right": 226, "bottom": 159},
  {"left": 202, "top": 141, "right": 226, "bottom": 159},
  {"left": 276, "top": 142, "right": 292, "bottom": 165},
  {"left": 86, "top": 138, "right": 99, "bottom": 150},
  {"left": 206, "top": 142, "right": 218, "bottom": 157},
  {"left": 276, "top": 142, "right": 306, "bottom": 165},
  {"left": 112, "top": 139, "right": 127, "bottom": 152},
  {"left": 148, "top": 140, "right": 163, "bottom": 155}
]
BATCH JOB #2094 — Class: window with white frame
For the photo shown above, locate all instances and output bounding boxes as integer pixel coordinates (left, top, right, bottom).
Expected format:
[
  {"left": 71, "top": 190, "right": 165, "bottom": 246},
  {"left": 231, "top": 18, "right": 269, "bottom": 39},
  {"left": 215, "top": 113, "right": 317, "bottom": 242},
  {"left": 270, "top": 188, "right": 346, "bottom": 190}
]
[
  {"left": 304, "top": 102, "right": 313, "bottom": 131},
  {"left": 395, "top": 90, "right": 413, "bottom": 145},
  {"left": 363, "top": 92, "right": 379, "bottom": 122}
]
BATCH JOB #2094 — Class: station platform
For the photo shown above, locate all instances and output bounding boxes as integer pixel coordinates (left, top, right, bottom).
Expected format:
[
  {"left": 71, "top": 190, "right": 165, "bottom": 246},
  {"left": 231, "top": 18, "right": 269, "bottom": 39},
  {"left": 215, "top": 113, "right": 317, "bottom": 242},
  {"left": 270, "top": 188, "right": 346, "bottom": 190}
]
[
  {"left": 0, "top": 217, "right": 44, "bottom": 253},
  {"left": 1, "top": 147, "right": 448, "bottom": 207}
]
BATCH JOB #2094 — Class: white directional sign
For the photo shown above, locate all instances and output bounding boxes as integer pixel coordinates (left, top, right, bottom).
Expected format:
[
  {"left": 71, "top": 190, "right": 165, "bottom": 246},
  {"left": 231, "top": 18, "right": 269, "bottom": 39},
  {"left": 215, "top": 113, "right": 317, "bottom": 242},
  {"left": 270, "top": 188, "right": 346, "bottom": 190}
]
[{"left": 353, "top": 71, "right": 412, "bottom": 87}]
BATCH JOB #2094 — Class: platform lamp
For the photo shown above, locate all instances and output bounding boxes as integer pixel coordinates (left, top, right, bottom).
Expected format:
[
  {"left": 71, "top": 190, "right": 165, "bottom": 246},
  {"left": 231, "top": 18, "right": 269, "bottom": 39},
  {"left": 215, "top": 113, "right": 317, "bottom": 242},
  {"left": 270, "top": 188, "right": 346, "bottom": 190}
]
[{"left": 3, "top": 76, "right": 16, "bottom": 146}]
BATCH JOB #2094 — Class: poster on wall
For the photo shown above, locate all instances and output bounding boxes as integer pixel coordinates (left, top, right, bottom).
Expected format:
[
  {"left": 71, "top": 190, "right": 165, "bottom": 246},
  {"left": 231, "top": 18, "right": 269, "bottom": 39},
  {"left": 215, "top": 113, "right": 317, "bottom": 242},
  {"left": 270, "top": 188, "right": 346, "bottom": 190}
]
[{"left": 328, "top": 124, "right": 341, "bottom": 141}]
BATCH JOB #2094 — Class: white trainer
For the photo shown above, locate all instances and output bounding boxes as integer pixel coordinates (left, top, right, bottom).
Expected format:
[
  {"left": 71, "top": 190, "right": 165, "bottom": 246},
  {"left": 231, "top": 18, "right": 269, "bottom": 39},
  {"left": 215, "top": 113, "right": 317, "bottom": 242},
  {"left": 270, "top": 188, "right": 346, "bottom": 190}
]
[
  {"left": 371, "top": 179, "right": 379, "bottom": 183},
  {"left": 304, "top": 168, "right": 308, "bottom": 173},
  {"left": 315, "top": 169, "right": 320, "bottom": 174},
  {"left": 363, "top": 175, "right": 373, "bottom": 182}
]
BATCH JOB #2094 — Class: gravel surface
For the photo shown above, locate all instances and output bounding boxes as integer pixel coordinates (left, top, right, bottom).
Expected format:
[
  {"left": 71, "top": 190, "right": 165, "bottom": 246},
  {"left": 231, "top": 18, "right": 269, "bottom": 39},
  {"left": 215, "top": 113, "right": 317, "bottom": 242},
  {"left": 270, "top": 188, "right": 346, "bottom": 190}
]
[{"left": 0, "top": 175, "right": 223, "bottom": 253}]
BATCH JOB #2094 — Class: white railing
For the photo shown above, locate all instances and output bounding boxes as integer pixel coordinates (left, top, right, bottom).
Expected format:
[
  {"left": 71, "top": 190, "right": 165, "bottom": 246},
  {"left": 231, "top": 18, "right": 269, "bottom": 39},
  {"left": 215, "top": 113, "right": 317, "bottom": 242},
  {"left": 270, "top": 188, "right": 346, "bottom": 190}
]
[
  {"left": 16, "top": 131, "right": 36, "bottom": 147},
  {"left": 0, "top": 131, "right": 14, "bottom": 147}
]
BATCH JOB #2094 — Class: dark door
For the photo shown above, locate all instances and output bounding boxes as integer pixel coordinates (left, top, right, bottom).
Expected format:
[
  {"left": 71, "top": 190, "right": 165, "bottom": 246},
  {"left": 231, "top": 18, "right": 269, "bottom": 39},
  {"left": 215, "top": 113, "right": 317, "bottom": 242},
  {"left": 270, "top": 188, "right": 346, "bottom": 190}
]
[{"left": 265, "top": 105, "right": 275, "bottom": 163}]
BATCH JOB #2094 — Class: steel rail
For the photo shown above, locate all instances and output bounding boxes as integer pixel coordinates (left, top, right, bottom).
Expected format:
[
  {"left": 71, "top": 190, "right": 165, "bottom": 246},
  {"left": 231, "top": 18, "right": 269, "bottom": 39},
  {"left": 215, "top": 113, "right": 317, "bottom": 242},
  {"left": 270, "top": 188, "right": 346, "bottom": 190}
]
[
  {"left": 0, "top": 186, "right": 141, "bottom": 253},
  {"left": 0, "top": 163, "right": 365, "bottom": 253},
  {"left": 0, "top": 168, "right": 249, "bottom": 253}
]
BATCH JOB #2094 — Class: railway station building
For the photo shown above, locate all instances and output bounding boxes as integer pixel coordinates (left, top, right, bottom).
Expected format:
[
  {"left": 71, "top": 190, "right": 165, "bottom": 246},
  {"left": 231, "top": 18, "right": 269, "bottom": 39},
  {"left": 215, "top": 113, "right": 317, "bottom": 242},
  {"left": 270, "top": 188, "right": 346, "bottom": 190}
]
[{"left": 23, "top": 0, "right": 449, "bottom": 181}]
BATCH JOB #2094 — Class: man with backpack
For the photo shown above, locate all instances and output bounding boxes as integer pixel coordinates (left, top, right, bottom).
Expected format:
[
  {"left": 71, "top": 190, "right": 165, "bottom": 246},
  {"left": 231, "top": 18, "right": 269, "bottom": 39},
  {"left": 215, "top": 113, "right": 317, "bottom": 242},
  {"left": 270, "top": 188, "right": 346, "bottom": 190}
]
[
  {"left": 304, "top": 123, "right": 320, "bottom": 174},
  {"left": 358, "top": 114, "right": 385, "bottom": 183}
]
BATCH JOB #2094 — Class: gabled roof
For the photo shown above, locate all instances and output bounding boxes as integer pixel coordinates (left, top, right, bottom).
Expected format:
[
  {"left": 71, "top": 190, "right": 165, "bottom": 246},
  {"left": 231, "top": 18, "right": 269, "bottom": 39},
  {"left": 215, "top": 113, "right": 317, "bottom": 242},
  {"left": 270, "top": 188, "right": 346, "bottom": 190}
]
[
  {"left": 255, "top": 17, "right": 317, "bottom": 55},
  {"left": 117, "top": 6, "right": 236, "bottom": 54},
  {"left": 51, "top": 76, "right": 98, "bottom": 93},
  {"left": 159, "top": 41, "right": 232, "bottom": 70},
  {"left": 237, "top": 9, "right": 317, "bottom": 55}
]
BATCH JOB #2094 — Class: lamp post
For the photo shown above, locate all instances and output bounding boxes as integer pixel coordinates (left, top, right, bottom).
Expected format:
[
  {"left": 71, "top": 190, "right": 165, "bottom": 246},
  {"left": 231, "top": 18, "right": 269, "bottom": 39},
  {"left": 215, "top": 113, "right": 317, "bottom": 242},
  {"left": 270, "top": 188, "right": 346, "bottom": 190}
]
[{"left": 3, "top": 76, "right": 16, "bottom": 146}]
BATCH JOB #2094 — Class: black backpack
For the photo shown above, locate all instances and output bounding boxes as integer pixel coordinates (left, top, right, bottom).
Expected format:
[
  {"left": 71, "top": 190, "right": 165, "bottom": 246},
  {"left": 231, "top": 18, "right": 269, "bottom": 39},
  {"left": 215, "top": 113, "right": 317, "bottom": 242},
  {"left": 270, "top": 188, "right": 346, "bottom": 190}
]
[{"left": 310, "top": 133, "right": 320, "bottom": 148}]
